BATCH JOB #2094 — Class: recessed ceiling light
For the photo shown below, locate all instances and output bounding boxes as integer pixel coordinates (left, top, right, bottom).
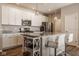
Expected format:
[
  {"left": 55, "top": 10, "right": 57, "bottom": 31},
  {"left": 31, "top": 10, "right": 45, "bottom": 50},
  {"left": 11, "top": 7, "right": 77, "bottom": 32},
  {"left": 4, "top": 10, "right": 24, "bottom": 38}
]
[
  {"left": 16, "top": 3, "right": 20, "bottom": 5},
  {"left": 32, "top": 7, "right": 35, "bottom": 10},
  {"left": 48, "top": 9, "right": 51, "bottom": 11}
]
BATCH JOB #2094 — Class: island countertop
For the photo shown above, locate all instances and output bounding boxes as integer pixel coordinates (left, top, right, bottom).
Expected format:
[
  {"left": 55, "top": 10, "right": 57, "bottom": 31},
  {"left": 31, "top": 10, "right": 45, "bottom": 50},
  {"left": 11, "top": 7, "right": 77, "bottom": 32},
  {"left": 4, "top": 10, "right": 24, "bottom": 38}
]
[{"left": 2, "top": 32, "right": 65, "bottom": 37}]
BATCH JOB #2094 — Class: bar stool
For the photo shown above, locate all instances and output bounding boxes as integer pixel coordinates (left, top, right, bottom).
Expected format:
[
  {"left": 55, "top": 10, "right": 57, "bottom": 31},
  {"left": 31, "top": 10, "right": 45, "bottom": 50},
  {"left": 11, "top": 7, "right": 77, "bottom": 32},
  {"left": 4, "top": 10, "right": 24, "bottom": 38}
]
[
  {"left": 56, "top": 34, "right": 66, "bottom": 56},
  {"left": 65, "top": 33, "right": 69, "bottom": 56},
  {"left": 65, "top": 33, "right": 73, "bottom": 56},
  {"left": 45, "top": 34, "right": 66, "bottom": 56},
  {"left": 45, "top": 35, "right": 58, "bottom": 56}
]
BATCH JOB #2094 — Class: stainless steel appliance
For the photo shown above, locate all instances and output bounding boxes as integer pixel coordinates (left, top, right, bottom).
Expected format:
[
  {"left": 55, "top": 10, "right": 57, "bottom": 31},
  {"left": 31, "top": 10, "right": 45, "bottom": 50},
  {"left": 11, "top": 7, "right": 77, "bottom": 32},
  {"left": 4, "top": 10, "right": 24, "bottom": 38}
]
[
  {"left": 22, "top": 20, "right": 31, "bottom": 26},
  {"left": 40, "top": 22, "right": 53, "bottom": 32}
]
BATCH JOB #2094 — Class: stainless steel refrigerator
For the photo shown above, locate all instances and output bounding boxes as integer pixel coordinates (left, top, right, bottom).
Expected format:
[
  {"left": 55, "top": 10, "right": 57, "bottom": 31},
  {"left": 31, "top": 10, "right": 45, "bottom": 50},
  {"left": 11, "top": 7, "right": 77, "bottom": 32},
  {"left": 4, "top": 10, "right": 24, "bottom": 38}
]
[{"left": 40, "top": 22, "right": 53, "bottom": 32}]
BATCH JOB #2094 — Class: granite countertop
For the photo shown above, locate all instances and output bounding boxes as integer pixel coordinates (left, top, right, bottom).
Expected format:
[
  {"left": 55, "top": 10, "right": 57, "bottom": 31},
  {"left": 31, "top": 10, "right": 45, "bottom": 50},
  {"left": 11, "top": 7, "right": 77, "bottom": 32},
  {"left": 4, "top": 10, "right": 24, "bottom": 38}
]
[
  {"left": 2, "top": 32, "right": 63, "bottom": 36},
  {"left": 41, "top": 32, "right": 65, "bottom": 36}
]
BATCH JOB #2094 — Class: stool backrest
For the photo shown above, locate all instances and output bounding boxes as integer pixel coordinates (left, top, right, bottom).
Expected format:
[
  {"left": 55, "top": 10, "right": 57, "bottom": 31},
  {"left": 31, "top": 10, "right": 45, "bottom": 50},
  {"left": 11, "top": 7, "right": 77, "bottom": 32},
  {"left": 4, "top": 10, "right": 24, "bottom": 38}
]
[
  {"left": 65, "top": 33, "right": 73, "bottom": 43},
  {"left": 45, "top": 35, "right": 59, "bottom": 48},
  {"left": 57, "top": 34, "right": 65, "bottom": 49}
]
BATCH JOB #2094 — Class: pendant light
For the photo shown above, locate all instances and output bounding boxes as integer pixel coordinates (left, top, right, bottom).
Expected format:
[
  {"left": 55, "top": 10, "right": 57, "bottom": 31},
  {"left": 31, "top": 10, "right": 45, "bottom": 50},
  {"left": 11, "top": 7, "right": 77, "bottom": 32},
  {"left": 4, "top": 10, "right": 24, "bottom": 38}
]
[
  {"left": 54, "top": 10, "right": 58, "bottom": 21},
  {"left": 35, "top": 3, "right": 39, "bottom": 15}
]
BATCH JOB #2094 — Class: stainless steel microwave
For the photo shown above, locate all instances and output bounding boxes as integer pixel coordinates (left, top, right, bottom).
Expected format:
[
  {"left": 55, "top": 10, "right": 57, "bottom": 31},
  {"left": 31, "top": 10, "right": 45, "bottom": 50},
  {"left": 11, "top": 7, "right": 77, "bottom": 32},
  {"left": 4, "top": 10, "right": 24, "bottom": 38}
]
[{"left": 22, "top": 20, "right": 31, "bottom": 26}]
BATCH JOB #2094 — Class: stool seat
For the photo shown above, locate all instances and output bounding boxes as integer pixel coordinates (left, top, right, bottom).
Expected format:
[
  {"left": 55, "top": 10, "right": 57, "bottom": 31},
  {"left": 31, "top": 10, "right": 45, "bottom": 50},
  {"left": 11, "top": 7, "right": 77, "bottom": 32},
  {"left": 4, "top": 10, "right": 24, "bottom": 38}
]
[
  {"left": 45, "top": 34, "right": 66, "bottom": 56},
  {"left": 46, "top": 41, "right": 58, "bottom": 48}
]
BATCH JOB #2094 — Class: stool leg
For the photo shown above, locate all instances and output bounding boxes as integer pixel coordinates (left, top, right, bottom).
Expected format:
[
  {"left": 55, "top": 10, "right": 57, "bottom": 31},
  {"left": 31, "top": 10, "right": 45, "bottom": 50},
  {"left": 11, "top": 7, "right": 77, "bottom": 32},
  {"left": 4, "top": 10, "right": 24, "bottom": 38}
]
[
  {"left": 65, "top": 43, "right": 67, "bottom": 56},
  {"left": 49, "top": 48, "right": 50, "bottom": 56},
  {"left": 54, "top": 48, "right": 56, "bottom": 56}
]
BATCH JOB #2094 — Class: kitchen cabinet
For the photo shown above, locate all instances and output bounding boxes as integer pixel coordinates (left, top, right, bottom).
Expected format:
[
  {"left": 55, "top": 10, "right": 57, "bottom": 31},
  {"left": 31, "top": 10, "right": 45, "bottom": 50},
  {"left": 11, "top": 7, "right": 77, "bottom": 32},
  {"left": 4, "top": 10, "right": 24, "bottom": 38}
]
[
  {"left": 22, "top": 10, "right": 27, "bottom": 20},
  {"left": 15, "top": 35, "right": 24, "bottom": 45},
  {"left": 2, "top": 6, "right": 9, "bottom": 24},
  {"left": 2, "top": 34, "right": 10, "bottom": 48},
  {"left": 2, "top": 6, "right": 16, "bottom": 25},
  {"left": 2, "top": 6, "right": 22, "bottom": 25},
  {"left": 40, "top": 15, "right": 48, "bottom": 22},
  {"left": 21, "top": 10, "right": 32, "bottom": 20},
  {"left": 2, "top": 46, "right": 23, "bottom": 56},
  {"left": 2, "top": 34, "right": 24, "bottom": 49},
  {"left": 32, "top": 15, "right": 48, "bottom": 26},
  {"left": 32, "top": 15, "right": 41, "bottom": 26},
  {"left": 15, "top": 9, "right": 22, "bottom": 25},
  {"left": 8, "top": 7, "right": 16, "bottom": 25},
  {"left": 2, "top": 34, "right": 17, "bottom": 48},
  {"left": 1, "top": 6, "right": 47, "bottom": 26}
]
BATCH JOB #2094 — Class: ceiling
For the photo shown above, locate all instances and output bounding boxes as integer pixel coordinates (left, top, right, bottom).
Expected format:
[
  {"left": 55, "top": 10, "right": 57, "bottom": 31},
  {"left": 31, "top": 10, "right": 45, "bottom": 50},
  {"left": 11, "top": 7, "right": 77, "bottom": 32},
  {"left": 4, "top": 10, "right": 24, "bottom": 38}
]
[{"left": 16, "top": 3, "right": 72, "bottom": 14}]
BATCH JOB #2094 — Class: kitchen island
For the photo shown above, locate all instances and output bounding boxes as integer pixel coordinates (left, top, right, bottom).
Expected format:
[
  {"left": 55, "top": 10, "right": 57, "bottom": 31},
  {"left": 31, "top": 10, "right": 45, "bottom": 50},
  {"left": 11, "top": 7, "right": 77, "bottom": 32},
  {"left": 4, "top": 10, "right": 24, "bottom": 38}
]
[
  {"left": 21, "top": 32, "right": 73, "bottom": 56},
  {"left": 0, "top": 32, "right": 73, "bottom": 56}
]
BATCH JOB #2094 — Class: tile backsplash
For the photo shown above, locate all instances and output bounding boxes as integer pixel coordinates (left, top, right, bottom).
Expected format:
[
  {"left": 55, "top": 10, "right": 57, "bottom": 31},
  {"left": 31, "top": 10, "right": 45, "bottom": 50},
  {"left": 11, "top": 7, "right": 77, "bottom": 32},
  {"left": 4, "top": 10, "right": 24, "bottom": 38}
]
[{"left": 2, "top": 25, "right": 40, "bottom": 33}]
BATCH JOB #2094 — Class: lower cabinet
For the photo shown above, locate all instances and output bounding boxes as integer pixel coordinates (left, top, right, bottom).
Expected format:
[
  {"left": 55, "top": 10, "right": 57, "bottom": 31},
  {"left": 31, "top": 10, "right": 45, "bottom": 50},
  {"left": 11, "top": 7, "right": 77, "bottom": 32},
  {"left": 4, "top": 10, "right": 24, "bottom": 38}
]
[
  {"left": 2, "top": 34, "right": 24, "bottom": 49},
  {"left": 2, "top": 46, "right": 23, "bottom": 56},
  {"left": 16, "top": 35, "right": 24, "bottom": 45}
]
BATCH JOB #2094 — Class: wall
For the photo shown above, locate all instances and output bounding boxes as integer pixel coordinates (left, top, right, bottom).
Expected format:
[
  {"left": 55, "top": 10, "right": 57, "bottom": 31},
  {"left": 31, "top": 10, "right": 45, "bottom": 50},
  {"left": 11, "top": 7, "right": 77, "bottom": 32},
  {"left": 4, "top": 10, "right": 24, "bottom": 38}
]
[
  {"left": 48, "top": 9, "right": 61, "bottom": 33},
  {"left": 61, "top": 4, "right": 79, "bottom": 44},
  {"left": 0, "top": 6, "right": 2, "bottom": 49}
]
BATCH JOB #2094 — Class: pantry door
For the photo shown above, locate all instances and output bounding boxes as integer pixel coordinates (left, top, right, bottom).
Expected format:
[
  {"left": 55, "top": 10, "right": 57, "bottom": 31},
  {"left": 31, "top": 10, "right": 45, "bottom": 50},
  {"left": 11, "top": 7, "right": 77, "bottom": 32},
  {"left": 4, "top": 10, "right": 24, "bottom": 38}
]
[
  {"left": 54, "top": 19, "right": 62, "bottom": 33},
  {"left": 65, "top": 13, "right": 78, "bottom": 44}
]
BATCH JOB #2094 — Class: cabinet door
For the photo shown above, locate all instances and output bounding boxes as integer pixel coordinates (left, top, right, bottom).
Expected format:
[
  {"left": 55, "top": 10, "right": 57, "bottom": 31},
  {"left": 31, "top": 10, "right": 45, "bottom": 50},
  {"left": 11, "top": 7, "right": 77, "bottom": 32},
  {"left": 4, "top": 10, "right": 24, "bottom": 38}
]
[
  {"left": 9, "top": 35, "right": 17, "bottom": 46},
  {"left": 3, "top": 35, "right": 10, "bottom": 48},
  {"left": 32, "top": 15, "right": 41, "bottom": 26},
  {"left": 2, "top": 34, "right": 18, "bottom": 48},
  {"left": 8, "top": 7, "right": 16, "bottom": 25},
  {"left": 15, "top": 9, "right": 22, "bottom": 25},
  {"left": 2, "top": 6, "right": 9, "bottom": 24},
  {"left": 65, "top": 13, "right": 78, "bottom": 43},
  {"left": 17, "top": 35, "right": 24, "bottom": 45},
  {"left": 22, "top": 10, "right": 27, "bottom": 20}
]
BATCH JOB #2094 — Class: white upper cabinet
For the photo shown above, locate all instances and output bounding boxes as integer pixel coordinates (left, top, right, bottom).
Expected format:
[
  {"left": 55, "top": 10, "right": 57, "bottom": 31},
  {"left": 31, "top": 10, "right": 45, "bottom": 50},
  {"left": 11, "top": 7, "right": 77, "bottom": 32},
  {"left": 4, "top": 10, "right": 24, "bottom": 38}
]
[
  {"left": 8, "top": 7, "right": 16, "bottom": 25},
  {"left": 2, "top": 6, "right": 22, "bottom": 25},
  {"left": 15, "top": 9, "right": 22, "bottom": 25},
  {"left": 21, "top": 10, "right": 28, "bottom": 20},
  {"left": 2, "top": 6, "right": 9, "bottom": 24},
  {"left": 32, "top": 15, "right": 48, "bottom": 26},
  {"left": 1, "top": 6, "right": 47, "bottom": 26},
  {"left": 32, "top": 15, "right": 41, "bottom": 26}
]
